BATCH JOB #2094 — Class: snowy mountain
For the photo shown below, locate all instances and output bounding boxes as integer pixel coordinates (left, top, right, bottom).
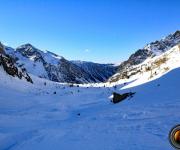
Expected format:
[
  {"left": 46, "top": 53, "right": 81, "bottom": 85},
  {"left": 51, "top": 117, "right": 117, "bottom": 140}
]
[
  {"left": 5, "top": 43, "right": 117, "bottom": 84},
  {"left": 1, "top": 31, "right": 180, "bottom": 149},
  {"left": 0, "top": 43, "right": 33, "bottom": 84},
  {"left": 109, "top": 30, "right": 180, "bottom": 82},
  {"left": 71, "top": 60, "right": 117, "bottom": 82},
  {"left": 0, "top": 43, "right": 180, "bottom": 150},
  {"left": 115, "top": 44, "right": 180, "bottom": 87}
]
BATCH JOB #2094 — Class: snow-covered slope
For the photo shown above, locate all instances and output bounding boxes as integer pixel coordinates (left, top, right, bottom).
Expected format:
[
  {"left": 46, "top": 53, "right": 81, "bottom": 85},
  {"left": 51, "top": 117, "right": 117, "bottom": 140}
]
[
  {"left": 1, "top": 31, "right": 180, "bottom": 150},
  {"left": 5, "top": 44, "right": 116, "bottom": 84},
  {"left": 110, "top": 44, "right": 180, "bottom": 86},
  {"left": 109, "top": 30, "right": 180, "bottom": 82},
  {"left": 0, "top": 51, "right": 180, "bottom": 149}
]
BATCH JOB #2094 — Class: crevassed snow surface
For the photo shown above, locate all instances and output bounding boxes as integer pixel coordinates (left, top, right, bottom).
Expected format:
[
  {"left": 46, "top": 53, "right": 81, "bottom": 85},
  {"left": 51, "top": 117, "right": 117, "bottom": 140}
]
[{"left": 0, "top": 63, "right": 180, "bottom": 150}]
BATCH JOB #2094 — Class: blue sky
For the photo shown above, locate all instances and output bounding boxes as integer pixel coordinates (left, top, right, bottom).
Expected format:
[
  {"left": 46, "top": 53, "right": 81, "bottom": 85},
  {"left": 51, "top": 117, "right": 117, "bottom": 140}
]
[{"left": 0, "top": 0, "right": 180, "bottom": 63}]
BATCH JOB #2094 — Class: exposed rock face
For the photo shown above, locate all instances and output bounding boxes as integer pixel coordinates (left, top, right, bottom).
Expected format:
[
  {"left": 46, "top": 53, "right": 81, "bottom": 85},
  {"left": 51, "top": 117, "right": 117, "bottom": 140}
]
[
  {"left": 109, "top": 30, "right": 180, "bottom": 82},
  {"left": 5, "top": 44, "right": 117, "bottom": 84},
  {"left": 0, "top": 42, "right": 5, "bottom": 54},
  {"left": 71, "top": 61, "right": 118, "bottom": 82},
  {"left": 0, "top": 52, "right": 33, "bottom": 83},
  {"left": 45, "top": 57, "right": 97, "bottom": 83}
]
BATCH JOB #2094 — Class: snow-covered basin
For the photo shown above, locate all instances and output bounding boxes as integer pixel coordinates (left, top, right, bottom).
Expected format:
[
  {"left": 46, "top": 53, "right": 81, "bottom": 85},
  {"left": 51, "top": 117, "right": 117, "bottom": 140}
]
[{"left": 0, "top": 67, "right": 180, "bottom": 149}]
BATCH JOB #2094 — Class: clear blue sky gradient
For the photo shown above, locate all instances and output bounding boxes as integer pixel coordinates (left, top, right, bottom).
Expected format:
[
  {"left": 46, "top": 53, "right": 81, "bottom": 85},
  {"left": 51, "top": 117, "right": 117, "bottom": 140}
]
[{"left": 0, "top": 0, "right": 180, "bottom": 63}]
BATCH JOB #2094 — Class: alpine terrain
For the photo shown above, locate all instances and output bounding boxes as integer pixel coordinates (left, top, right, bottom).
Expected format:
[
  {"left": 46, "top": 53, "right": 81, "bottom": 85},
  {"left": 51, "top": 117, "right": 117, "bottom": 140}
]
[
  {"left": 0, "top": 30, "right": 180, "bottom": 150},
  {"left": 5, "top": 44, "right": 117, "bottom": 84}
]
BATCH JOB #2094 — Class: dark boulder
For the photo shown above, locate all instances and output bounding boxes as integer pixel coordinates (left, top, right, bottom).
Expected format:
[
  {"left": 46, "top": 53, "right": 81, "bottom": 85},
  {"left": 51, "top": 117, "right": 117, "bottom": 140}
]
[{"left": 111, "top": 92, "right": 135, "bottom": 104}]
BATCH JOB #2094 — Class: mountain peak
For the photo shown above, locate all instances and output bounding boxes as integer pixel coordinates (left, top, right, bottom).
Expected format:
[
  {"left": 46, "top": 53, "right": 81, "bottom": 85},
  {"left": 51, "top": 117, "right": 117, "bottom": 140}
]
[
  {"left": 23, "top": 43, "right": 33, "bottom": 46},
  {"left": 17, "top": 43, "right": 35, "bottom": 49},
  {"left": 172, "top": 30, "right": 180, "bottom": 38}
]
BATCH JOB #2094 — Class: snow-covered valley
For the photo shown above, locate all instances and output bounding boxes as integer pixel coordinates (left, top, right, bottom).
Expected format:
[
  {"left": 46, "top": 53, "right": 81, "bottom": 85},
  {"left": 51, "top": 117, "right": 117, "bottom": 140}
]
[
  {"left": 0, "top": 56, "right": 180, "bottom": 150},
  {"left": 0, "top": 31, "right": 180, "bottom": 150}
]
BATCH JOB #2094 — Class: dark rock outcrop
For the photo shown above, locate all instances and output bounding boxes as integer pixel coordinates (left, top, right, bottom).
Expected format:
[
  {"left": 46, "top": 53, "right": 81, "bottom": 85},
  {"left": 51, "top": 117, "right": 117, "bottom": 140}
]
[
  {"left": 111, "top": 92, "right": 135, "bottom": 104},
  {"left": 0, "top": 42, "right": 5, "bottom": 54},
  {"left": 0, "top": 53, "right": 33, "bottom": 83}
]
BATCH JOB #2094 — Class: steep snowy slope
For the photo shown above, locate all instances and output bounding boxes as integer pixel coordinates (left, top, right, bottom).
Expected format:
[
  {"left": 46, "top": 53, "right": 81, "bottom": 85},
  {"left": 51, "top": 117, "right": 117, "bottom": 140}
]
[
  {"left": 110, "top": 44, "right": 180, "bottom": 86},
  {"left": 5, "top": 44, "right": 116, "bottom": 84},
  {"left": 109, "top": 30, "right": 180, "bottom": 82},
  {"left": 0, "top": 44, "right": 33, "bottom": 84}
]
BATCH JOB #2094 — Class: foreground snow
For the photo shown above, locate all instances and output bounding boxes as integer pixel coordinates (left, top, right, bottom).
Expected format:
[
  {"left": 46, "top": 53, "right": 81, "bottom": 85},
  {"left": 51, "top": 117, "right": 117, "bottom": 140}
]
[{"left": 0, "top": 65, "right": 180, "bottom": 150}]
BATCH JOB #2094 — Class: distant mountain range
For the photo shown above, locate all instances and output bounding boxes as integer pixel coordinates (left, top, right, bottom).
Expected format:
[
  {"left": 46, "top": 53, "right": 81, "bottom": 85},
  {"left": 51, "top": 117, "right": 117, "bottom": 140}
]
[
  {"left": 0, "top": 30, "right": 180, "bottom": 84},
  {"left": 4, "top": 44, "right": 117, "bottom": 84}
]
